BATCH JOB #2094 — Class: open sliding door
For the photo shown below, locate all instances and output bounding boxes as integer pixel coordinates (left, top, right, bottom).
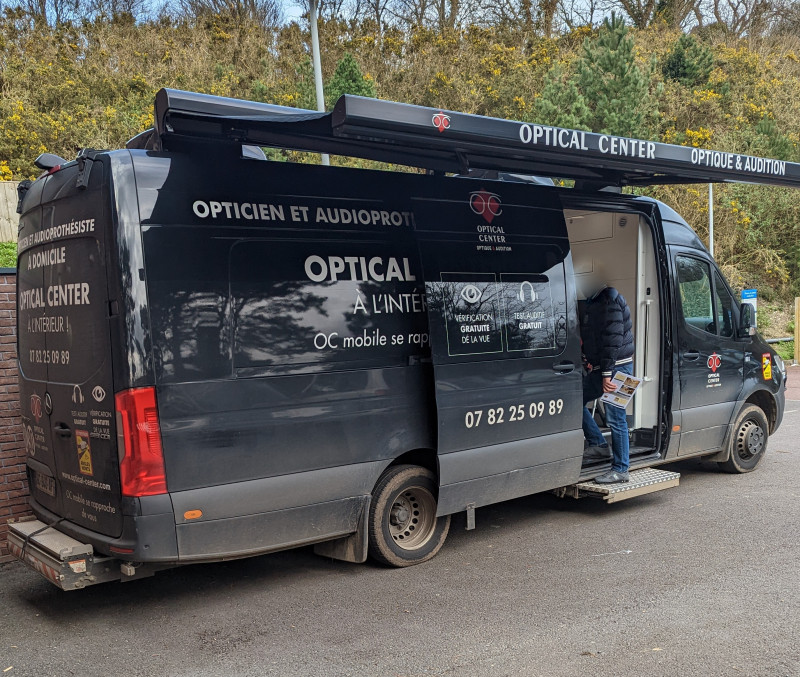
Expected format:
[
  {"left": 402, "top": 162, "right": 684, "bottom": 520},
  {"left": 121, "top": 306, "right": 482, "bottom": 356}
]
[{"left": 412, "top": 181, "right": 584, "bottom": 516}]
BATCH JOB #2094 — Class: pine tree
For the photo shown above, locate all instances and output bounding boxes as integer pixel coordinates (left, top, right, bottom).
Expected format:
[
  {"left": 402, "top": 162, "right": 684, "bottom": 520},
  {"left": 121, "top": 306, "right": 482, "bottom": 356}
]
[
  {"left": 754, "top": 119, "right": 795, "bottom": 161},
  {"left": 661, "top": 34, "right": 713, "bottom": 87},
  {"left": 325, "top": 53, "right": 377, "bottom": 109},
  {"left": 295, "top": 57, "right": 318, "bottom": 110},
  {"left": 533, "top": 66, "right": 592, "bottom": 130},
  {"left": 575, "top": 13, "right": 654, "bottom": 138}
]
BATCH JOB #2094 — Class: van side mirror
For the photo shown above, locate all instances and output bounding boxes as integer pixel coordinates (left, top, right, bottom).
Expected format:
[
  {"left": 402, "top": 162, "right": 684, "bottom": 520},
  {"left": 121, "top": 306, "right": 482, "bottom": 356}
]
[{"left": 739, "top": 303, "right": 756, "bottom": 337}]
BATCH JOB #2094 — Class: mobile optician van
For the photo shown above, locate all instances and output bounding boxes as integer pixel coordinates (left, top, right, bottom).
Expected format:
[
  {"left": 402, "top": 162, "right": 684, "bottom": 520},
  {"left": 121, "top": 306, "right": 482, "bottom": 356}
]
[{"left": 9, "top": 90, "right": 794, "bottom": 589}]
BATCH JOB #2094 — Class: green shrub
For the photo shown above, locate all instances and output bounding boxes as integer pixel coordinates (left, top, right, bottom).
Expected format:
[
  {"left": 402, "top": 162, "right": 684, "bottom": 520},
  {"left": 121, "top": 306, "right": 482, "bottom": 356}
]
[
  {"left": 661, "top": 34, "right": 713, "bottom": 87},
  {"left": 0, "top": 242, "right": 17, "bottom": 268}
]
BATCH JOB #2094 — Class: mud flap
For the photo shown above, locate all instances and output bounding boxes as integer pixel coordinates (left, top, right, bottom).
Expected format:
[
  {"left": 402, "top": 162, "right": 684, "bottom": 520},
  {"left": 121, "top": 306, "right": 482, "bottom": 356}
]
[{"left": 313, "top": 496, "right": 371, "bottom": 564}]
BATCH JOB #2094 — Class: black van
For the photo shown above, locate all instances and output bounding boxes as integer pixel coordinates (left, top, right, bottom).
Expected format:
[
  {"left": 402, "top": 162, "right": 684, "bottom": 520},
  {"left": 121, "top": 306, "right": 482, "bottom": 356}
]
[{"left": 9, "top": 90, "right": 793, "bottom": 588}]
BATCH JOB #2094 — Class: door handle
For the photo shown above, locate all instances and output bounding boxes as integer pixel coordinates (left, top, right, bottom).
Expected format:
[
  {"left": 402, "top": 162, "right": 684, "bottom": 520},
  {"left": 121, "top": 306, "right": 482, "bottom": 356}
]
[
  {"left": 683, "top": 350, "right": 701, "bottom": 361},
  {"left": 552, "top": 361, "right": 575, "bottom": 374},
  {"left": 54, "top": 423, "right": 72, "bottom": 438}
]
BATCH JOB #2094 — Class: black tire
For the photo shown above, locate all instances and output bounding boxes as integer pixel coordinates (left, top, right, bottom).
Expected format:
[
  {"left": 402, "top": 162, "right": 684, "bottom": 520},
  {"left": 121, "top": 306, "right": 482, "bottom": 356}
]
[
  {"left": 718, "top": 404, "right": 769, "bottom": 473},
  {"left": 368, "top": 464, "right": 451, "bottom": 567}
]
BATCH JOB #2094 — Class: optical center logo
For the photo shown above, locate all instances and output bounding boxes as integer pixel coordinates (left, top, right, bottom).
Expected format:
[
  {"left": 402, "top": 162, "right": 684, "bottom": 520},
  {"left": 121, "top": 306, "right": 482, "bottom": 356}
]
[
  {"left": 30, "top": 394, "right": 42, "bottom": 422},
  {"left": 432, "top": 112, "right": 451, "bottom": 133},
  {"left": 470, "top": 190, "right": 502, "bottom": 224},
  {"left": 707, "top": 352, "right": 721, "bottom": 373}
]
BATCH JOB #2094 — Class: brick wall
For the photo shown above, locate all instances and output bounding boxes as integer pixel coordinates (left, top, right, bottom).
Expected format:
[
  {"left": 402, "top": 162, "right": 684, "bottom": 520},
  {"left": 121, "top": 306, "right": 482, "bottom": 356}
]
[{"left": 0, "top": 270, "right": 30, "bottom": 563}]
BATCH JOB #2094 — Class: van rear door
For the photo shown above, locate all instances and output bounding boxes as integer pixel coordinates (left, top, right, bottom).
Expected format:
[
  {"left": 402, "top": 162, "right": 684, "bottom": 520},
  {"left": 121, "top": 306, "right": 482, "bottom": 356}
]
[
  {"left": 17, "top": 164, "right": 123, "bottom": 537},
  {"left": 413, "top": 181, "right": 584, "bottom": 514}
]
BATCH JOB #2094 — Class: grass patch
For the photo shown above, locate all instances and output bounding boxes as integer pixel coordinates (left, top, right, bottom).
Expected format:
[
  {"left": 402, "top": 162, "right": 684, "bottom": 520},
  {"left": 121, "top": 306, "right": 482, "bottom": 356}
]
[
  {"left": 0, "top": 241, "right": 17, "bottom": 268},
  {"left": 774, "top": 340, "right": 795, "bottom": 362}
]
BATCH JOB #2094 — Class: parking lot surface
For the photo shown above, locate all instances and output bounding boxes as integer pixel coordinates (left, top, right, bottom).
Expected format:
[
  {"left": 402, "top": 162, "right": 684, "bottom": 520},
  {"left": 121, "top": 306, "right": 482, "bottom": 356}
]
[{"left": 2, "top": 371, "right": 799, "bottom": 677}]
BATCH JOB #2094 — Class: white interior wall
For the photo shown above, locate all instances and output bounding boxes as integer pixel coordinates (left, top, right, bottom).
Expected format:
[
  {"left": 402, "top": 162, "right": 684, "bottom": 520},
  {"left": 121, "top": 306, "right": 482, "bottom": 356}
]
[{"left": 564, "top": 210, "right": 660, "bottom": 432}]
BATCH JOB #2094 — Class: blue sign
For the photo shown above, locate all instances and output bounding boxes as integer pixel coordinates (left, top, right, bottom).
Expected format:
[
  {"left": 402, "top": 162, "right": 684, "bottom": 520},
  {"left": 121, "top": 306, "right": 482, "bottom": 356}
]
[{"left": 741, "top": 289, "right": 757, "bottom": 326}]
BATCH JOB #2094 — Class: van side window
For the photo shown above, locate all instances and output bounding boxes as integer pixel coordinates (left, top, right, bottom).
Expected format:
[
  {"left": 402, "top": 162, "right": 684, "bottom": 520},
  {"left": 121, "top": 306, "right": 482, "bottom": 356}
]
[
  {"left": 676, "top": 256, "right": 715, "bottom": 335},
  {"left": 713, "top": 271, "right": 735, "bottom": 338}
]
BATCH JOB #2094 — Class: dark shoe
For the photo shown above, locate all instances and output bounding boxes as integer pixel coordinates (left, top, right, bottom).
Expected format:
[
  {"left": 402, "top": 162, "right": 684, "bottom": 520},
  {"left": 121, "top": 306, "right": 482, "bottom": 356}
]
[
  {"left": 583, "top": 445, "right": 612, "bottom": 462},
  {"left": 594, "top": 470, "right": 630, "bottom": 484}
]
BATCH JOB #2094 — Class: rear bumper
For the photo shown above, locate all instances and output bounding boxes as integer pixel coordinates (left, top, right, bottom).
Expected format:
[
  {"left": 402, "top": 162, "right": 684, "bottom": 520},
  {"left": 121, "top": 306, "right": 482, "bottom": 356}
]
[{"left": 29, "top": 493, "right": 179, "bottom": 562}]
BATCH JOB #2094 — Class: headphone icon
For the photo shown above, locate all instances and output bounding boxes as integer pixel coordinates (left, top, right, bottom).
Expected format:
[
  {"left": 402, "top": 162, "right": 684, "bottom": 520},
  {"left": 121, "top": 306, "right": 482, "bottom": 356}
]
[
  {"left": 519, "top": 281, "right": 537, "bottom": 302},
  {"left": 72, "top": 385, "right": 84, "bottom": 404}
]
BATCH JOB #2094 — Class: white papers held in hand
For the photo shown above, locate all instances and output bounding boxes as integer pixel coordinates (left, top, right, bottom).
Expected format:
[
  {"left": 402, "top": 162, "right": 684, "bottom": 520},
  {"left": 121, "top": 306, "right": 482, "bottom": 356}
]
[{"left": 601, "top": 371, "right": 643, "bottom": 409}]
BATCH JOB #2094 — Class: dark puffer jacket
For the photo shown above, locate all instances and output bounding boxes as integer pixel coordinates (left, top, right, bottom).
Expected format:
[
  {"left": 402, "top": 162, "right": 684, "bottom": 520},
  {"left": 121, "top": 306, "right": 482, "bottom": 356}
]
[{"left": 580, "top": 286, "right": 634, "bottom": 376}]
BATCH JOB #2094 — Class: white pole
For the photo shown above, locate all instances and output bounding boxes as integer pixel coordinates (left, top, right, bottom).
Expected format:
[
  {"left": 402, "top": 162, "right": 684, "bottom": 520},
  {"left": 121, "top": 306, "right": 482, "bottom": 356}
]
[
  {"left": 309, "top": 0, "right": 330, "bottom": 166},
  {"left": 708, "top": 183, "right": 714, "bottom": 257}
]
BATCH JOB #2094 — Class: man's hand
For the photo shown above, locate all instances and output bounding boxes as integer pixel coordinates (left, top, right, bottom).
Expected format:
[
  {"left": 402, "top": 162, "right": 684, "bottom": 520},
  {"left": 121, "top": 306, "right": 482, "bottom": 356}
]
[{"left": 602, "top": 377, "right": 617, "bottom": 393}]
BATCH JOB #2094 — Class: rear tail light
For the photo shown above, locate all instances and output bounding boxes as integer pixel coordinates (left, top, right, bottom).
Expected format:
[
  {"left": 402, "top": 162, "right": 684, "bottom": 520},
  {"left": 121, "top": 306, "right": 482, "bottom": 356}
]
[{"left": 115, "top": 387, "right": 167, "bottom": 496}]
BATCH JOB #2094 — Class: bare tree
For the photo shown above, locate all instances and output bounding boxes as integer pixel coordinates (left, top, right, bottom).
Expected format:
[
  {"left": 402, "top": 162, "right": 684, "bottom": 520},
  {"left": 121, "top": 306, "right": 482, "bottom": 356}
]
[
  {"left": 432, "top": 0, "right": 459, "bottom": 28},
  {"left": 386, "top": 0, "right": 432, "bottom": 26},
  {"left": 594, "top": 0, "right": 698, "bottom": 29},
  {"left": 656, "top": 0, "right": 699, "bottom": 27},
  {"left": 610, "top": 0, "right": 657, "bottom": 28},
  {"left": 708, "top": 0, "right": 772, "bottom": 34},
  {"left": 362, "top": 0, "right": 391, "bottom": 31},
  {"left": 539, "top": 0, "right": 558, "bottom": 35},
  {"left": 178, "top": 0, "right": 283, "bottom": 25},
  {"left": 293, "top": 0, "right": 354, "bottom": 20},
  {"left": 84, "top": 0, "right": 152, "bottom": 20},
  {"left": 20, "top": 0, "right": 80, "bottom": 24},
  {"left": 769, "top": 0, "right": 800, "bottom": 33},
  {"left": 558, "top": 0, "right": 600, "bottom": 30}
]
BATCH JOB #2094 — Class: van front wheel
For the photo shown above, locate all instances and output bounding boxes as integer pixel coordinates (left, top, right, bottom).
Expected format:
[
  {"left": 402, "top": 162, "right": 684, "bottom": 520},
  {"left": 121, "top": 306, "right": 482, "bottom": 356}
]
[
  {"left": 718, "top": 404, "right": 769, "bottom": 473},
  {"left": 368, "top": 465, "right": 451, "bottom": 567}
]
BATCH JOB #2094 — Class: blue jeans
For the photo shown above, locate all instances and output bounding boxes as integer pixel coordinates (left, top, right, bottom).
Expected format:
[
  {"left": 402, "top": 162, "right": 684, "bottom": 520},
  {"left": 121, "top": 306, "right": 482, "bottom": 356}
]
[{"left": 582, "top": 362, "right": 633, "bottom": 473}]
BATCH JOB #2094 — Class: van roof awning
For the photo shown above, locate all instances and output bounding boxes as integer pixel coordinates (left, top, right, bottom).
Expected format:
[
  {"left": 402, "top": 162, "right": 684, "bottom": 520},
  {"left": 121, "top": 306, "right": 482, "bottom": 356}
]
[{"left": 147, "top": 88, "right": 800, "bottom": 190}]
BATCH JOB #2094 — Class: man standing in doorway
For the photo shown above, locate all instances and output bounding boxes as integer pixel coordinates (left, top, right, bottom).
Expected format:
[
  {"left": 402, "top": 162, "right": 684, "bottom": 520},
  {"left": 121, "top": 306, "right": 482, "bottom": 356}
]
[{"left": 580, "top": 270, "right": 635, "bottom": 483}]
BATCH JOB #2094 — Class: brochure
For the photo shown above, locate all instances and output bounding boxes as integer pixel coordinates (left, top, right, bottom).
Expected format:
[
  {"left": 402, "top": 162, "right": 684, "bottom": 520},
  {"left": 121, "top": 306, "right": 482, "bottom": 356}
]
[{"left": 600, "top": 371, "right": 643, "bottom": 409}]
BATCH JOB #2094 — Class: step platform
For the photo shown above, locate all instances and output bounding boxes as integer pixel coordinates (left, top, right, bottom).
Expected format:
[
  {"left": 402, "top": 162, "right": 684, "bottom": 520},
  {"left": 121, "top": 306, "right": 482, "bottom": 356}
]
[
  {"left": 561, "top": 467, "right": 680, "bottom": 503},
  {"left": 7, "top": 517, "right": 122, "bottom": 590}
]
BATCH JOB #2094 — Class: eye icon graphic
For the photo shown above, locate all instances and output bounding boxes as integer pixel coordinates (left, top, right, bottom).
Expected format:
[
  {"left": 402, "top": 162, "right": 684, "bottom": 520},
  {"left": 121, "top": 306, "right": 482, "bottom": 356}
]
[{"left": 460, "top": 284, "right": 483, "bottom": 304}]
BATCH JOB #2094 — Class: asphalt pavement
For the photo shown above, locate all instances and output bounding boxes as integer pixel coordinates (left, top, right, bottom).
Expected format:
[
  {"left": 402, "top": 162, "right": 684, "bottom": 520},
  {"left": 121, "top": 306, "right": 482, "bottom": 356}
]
[{"left": 2, "top": 372, "right": 800, "bottom": 677}]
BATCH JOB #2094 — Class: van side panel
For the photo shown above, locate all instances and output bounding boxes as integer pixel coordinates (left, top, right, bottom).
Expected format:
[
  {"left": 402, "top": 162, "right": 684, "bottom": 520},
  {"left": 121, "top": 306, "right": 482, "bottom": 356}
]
[
  {"left": 134, "top": 154, "right": 435, "bottom": 558},
  {"left": 156, "top": 368, "right": 433, "bottom": 491}
]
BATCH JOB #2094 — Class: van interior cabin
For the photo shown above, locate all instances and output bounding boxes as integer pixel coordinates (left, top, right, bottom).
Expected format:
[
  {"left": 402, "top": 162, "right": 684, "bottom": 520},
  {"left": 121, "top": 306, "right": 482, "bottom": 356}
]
[{"left": 564, "top": 208, "right": 662, "bottom": 471}]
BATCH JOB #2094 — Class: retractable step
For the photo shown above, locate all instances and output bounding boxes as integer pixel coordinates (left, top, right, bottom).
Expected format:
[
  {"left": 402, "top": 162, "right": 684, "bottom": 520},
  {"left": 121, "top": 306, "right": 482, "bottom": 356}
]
[
  {"left": 558, "top": 467, "right": 680, "bottom": 503},
  {"left": 7, "top": 517, "right": 122, "bottom": 590}
]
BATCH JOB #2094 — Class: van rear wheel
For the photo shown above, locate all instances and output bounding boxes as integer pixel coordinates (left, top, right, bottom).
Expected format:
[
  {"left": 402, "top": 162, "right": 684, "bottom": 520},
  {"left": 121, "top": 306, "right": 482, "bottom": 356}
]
[
  {"left": 368, "top": 464, "right": 450, "bottom": 567},
  {"left": 718, "top": 404, "right": 769, "bottom": 473}
]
